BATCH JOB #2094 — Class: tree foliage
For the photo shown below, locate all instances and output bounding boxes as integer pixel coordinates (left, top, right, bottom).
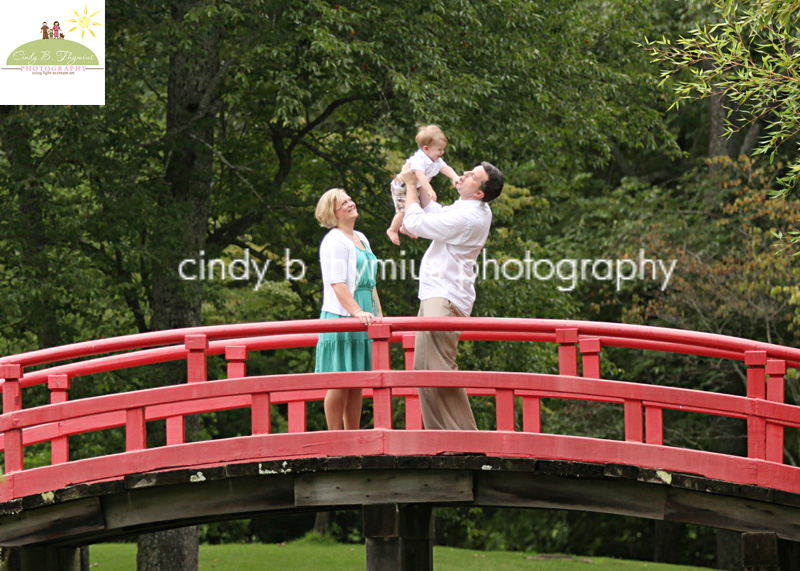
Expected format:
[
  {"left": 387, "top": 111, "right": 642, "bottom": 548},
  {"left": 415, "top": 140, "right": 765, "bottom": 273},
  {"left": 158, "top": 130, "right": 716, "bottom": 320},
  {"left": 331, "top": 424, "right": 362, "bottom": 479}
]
[
  {"left": 3, "top": 0, "right": 786, "bottom": 568},
  {"left": 645, "top": 0, "right": 800, "bottom": 194}
]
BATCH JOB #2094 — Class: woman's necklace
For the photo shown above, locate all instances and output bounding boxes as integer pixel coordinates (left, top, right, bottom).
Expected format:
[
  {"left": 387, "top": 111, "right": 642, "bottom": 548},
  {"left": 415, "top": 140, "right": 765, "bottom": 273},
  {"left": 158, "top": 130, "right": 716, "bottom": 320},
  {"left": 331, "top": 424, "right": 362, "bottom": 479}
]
[{"left": 341, "top": 229, "right": 363, "bottom": 247}]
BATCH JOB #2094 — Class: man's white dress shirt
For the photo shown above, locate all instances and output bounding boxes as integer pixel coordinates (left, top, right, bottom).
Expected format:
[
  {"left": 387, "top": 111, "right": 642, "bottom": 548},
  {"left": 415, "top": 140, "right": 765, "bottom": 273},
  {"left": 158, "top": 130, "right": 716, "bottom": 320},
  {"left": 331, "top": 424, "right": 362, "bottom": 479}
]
[{"left": 403, "top": 198, "right": 492, "bottom": 316}]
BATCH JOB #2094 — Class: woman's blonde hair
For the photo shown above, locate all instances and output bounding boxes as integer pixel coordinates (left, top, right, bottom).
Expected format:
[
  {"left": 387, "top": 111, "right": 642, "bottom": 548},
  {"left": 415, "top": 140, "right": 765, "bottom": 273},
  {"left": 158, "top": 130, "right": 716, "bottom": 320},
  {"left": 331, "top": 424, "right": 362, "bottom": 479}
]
[{"left": 315, "top": 188, "right": 347, "bottom": 228}]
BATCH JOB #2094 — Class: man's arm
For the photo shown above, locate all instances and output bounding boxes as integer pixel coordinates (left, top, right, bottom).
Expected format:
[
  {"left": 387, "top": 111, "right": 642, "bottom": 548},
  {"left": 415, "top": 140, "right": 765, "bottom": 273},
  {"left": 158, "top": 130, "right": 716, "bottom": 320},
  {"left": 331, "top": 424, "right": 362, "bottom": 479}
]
[
  {"left": 401, "top": 171, "right": 472, "bottom": 243},
  {"left": 403, "top": 170, "right": 436, "bottom": 208},
  {"left": 414, "top": 171, "right": 438, "bottom": 204},
  {"left": 402, "top": 201, "right": 471, "bottom": 242}
]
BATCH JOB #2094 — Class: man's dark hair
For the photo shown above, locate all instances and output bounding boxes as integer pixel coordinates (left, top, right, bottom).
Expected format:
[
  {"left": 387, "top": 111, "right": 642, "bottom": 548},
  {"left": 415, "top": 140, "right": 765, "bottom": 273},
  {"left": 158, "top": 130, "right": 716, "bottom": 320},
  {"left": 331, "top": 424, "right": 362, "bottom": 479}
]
[{"left": 480, "top": 161, "right": 504, "bottom": 203}]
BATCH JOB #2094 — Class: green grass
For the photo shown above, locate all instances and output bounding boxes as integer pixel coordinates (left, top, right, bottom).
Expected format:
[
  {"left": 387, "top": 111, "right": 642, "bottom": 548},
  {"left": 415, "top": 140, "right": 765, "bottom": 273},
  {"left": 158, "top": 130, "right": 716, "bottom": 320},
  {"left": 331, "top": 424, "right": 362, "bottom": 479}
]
[{"left": 90, "top": 538, "right": 709, "bottom": 570}]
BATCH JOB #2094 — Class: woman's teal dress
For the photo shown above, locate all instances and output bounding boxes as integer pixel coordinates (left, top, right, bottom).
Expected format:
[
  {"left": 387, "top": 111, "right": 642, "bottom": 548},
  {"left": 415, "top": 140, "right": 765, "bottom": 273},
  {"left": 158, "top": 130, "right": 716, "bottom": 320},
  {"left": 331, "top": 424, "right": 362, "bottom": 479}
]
[{"left": 315, "top": 244, "right": 378, "bottom": 372}]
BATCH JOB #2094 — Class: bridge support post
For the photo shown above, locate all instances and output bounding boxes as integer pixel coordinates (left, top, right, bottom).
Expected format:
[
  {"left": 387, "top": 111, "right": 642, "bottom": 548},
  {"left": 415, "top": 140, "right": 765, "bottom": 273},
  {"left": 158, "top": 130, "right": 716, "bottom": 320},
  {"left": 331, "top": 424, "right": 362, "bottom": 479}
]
[
  {"left": 742, "top": 532, "right": 780, "bottom": 571},
  {"left": 4, "top": 545, "right": 85, "bottom": 571},
  {"left": 778, "top": 538, "right": 800, "bottom": 571},
  {"left": 363, "top": 504, "right": 432, "bottom": 571}
]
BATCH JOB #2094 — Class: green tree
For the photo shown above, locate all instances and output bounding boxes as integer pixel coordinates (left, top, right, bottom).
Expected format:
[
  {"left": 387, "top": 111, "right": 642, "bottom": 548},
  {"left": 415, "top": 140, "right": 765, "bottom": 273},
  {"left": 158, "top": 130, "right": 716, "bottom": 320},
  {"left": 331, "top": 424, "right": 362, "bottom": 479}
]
[
  {"left": 1, "top": 0, "right": 686, "bottom": 567},
  {"left": 556, "top": 156, "right": 800, "bottom": 566},
  {"left": 645, "top": 0, "right": 800, "bottom": 194}
]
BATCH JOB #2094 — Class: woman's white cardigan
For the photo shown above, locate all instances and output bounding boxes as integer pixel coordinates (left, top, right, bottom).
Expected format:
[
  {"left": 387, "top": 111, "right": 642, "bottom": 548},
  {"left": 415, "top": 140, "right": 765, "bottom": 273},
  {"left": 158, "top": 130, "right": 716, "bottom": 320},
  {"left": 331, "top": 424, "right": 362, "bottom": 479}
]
[{"left": 319, "top": 228, "right": 371, "bottom": 317}]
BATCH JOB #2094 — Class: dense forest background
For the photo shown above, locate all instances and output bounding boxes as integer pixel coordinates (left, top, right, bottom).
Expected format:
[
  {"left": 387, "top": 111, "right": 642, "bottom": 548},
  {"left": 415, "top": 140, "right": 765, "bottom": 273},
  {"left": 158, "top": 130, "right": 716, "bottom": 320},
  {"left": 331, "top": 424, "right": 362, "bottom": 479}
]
[{"left": 2, "top": 0, "right": 800, "bottom": 569}]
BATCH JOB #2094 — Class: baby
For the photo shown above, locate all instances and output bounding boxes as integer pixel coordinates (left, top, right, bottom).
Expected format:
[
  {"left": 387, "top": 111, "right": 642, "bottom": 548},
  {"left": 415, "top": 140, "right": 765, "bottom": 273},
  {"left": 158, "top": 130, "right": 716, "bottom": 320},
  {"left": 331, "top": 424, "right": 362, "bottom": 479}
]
[{"left": 386, "top": 124, "right": 459, "bottom": 245}]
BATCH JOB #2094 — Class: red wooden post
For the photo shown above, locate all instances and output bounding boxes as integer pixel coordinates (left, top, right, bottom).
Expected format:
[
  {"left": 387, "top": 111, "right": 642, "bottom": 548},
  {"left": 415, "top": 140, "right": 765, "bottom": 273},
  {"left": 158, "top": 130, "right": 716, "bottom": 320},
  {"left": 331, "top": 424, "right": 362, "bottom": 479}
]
[
  {"left": 48, "top": 374, "right": 70, "bottom": 403},
  {"left": 579, "top": 337, "right": 601, "bottom": 379},
  {"left": 746, "top": 351, "right": 767, "bottom": 399},
  {"left": 556, "top": 328, "right": 579, "bottom": 376},
  {"left": 405, "top": 393, "right": 423, "bottom": 430},
  {"left": 624, "top": 400, "right": 644, "bottom": 443},
  {"left": 252, "top": 393, "right": 272, "bottom": 435},
  {"left": 185, "top": 334, "right": 209, "bottom": 383},
  {"left": 645, "top": 405, "right": 664, "bottom": 445},
  {"left": 4, "top": 429, "right": 23, "bottom": 474},
  {"left": 1, "top": 364, "right": 23, "bottom": 414},
  {"left": 522, "top": 396, "right": 541, "bottom": 433},
  {"left": 166, "top": 416, "right": 185, "bottom": 446},
  {"left": 765, "top": 359, "right": 786, "bottom": 402},
  {"left": 169, "top": 334, "right": 209, "bottom": 446},
  {"left": 48, "top": 374, "right": 71, "bottom": 464},
  {"left": 1, "top": 365, "right": 24, "bottom": 473},
  {"left": 226, "top": 345, "right": 248, "bottom": 379},
  {"left": 745, "top": 350, "right": 767, "bottom": 460},
  {"left": 370, "top": 324, "right": 393, "bottom": 429},
  {"left": 126, "top": 408, "right": 146, "bottom": 451},
  {"left": 402, "top": 333, "right": 424, "bottom": 429},
  {"left": 402, "top": 333, "right": 415, "bottom": 370},
  {"left": 288, "top": 400, "right": 307, "bottom": 433},
  {"left": 369, "top": 323, "right": 392, "bottom": 371},
  {"left": 373, "top": 388, "right": 393, "bottom": 429},
  {"left": 496, "top": 389, "right": 515, "bottom": 432},
  {"left": 765, "top": 359, "right": 786, "bottom": 463}
]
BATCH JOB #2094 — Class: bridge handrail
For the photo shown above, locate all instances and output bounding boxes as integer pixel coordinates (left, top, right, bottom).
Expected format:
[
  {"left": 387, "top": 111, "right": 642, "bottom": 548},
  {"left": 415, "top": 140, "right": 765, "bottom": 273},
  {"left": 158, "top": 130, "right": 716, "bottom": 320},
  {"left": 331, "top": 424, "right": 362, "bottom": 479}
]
[
  {"left": 1, "top": 318, "right": 798, "bottom": 395},
  {"left": 1, "top": 367, "right": 800, "bottom": 501},
  {"left": 4, "top": 371, "right": 800, "bottom": 436},
  {"left": 0, "top": 317, "right": 797, "bottom": 505},
  {"left": 5, "top": 334, "right": 322, "bottom": 389},
  {"left": 0, "top": 331, "right": 747, "bottom": 390},
  {"left": 2, "top": 317, "right": 800, "bottom": 370}
]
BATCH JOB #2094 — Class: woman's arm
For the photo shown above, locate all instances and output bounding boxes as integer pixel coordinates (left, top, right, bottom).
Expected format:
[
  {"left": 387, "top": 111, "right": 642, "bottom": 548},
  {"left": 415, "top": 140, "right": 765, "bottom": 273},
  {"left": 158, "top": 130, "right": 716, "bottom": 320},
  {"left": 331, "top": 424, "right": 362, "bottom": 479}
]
[
  {"left": 373, "top": 287, "right": 383, "bottom": 318},
  {"left": 331, "top": 282, "right": 378, "bottom": 325}
]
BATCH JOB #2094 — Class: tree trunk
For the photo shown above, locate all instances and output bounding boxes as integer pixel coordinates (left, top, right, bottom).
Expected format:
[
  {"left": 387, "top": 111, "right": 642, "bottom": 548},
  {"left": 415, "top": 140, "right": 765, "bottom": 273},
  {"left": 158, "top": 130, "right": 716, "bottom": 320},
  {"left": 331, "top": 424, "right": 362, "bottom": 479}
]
[
  {"left": 314, "top": 512, "right": 331, "bottom": 535},
  {"left": 738, "top": 119, "right": 762, "bottom": 159},
  {"left": 708, "top": 86, "right": 731, "bottom": 165},
  {"left": 136, "top": 2, "right": 221, "bottom": 570},
  {"left": 147, "top": 0, "right": 220, "bottom": 333},
  {"left": 705, "top": 55, "right": 731, "bottom": 162},
  {"left": 704, "top": 57, "right": 733, "bottom": 189},
  {"left": 137, "top": 529, "right": 199, "bottom": 571},
  {"left": 0, "top": 107, "right": 62, "bottom": 349}
]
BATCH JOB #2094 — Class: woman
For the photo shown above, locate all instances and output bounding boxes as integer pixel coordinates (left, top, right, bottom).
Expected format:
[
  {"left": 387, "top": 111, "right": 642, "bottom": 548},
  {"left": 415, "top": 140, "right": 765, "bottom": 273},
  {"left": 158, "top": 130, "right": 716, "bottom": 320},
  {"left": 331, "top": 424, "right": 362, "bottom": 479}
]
[{"left": 314, "top": 188, "right": 382, "bottom": 430}]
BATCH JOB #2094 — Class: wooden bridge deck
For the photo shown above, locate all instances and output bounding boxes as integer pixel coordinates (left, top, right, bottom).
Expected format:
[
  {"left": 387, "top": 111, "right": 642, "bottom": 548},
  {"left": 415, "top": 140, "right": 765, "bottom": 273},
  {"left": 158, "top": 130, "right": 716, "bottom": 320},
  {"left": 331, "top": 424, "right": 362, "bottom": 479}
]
[{"left": 2, "top": 454, "right": 800, "bottom": 547}]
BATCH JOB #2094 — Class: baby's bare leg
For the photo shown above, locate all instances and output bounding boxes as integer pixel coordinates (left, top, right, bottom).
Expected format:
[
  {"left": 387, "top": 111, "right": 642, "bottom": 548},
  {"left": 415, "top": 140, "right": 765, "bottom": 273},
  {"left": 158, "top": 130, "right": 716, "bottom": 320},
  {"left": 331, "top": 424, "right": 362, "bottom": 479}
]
[{"left": 386, "top": 211, "right": 404, "bottom": 245}]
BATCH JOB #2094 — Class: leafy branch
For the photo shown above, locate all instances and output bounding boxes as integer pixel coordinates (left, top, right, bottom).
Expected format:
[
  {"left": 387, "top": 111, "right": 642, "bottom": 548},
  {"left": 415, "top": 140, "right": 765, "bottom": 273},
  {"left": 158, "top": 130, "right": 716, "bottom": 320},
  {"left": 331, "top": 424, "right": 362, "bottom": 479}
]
[{"left": 642, "top": 0, "right": 800, "bottom": 195}]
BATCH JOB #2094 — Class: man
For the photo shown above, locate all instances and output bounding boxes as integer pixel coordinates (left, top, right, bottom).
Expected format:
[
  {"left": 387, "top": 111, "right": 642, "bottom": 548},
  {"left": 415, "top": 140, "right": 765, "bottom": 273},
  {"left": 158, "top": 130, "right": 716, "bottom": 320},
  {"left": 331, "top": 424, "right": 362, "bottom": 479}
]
[{"left": 401, "top": 161, "right": 504, "bottom": 430}]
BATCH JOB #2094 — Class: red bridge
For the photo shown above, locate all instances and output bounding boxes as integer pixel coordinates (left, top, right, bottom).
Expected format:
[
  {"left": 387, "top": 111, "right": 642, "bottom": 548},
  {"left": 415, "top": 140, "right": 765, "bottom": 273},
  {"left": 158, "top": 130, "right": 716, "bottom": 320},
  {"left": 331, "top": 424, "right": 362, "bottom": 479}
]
[{"left": 1, "top": 318, "right": 799, "bottom": 570}]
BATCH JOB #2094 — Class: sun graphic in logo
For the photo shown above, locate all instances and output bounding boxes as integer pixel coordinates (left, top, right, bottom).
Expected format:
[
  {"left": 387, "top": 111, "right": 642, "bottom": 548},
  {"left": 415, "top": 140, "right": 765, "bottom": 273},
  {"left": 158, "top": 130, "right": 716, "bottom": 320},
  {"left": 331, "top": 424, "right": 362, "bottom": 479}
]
[{"left": 66, "top": 2, "right": 103, "bottom": 42}]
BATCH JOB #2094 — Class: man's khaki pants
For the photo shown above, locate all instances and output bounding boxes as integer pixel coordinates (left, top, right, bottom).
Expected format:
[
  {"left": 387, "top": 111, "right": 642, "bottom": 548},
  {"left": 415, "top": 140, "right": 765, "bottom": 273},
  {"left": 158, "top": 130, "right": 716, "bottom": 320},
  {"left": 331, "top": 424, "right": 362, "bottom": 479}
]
[{"left": 414, "top": 297, "right": 478, "bottom": 430}]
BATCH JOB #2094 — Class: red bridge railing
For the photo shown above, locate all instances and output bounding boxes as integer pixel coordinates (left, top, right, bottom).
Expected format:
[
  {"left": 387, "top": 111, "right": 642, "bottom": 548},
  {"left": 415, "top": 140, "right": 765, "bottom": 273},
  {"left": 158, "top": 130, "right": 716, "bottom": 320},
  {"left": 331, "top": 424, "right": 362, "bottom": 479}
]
[{"left": 0, "top": 318, "right": 799, "bottom": 502}]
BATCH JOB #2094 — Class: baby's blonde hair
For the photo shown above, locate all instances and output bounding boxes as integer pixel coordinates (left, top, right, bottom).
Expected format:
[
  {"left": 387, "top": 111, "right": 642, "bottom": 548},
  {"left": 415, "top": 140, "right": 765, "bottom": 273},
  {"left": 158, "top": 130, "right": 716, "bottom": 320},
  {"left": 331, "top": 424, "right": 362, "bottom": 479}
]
[
  {"left": 415, "top": 124, "right": 447, "bottom": 148},
  {"left": 315, "top": 188, "right": 347, "bottom": 228}
]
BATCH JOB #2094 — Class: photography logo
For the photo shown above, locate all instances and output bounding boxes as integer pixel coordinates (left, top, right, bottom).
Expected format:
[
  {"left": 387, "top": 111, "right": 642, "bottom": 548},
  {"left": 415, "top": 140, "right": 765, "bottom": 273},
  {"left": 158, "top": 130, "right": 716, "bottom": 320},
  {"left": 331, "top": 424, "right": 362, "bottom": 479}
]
[{"left": 1, "top": 2, "right": 105, "bottom": 105}]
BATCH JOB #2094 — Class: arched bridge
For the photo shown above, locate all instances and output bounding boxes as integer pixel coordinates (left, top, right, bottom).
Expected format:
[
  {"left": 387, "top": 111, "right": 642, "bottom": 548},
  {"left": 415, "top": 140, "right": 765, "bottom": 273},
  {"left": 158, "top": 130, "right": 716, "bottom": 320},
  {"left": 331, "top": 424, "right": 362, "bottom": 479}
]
[{"left": 1, "top": 318, "right": 800, "bottom": 570}]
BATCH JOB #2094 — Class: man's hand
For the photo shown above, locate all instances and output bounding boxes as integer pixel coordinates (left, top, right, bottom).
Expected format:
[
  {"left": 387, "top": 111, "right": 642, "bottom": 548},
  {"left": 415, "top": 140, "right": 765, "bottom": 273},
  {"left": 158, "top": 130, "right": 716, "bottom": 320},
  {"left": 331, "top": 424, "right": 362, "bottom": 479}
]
[
  {"left": 402, "top": 170, "right": 419, "bottom": 205},
  {"left": 402, "top": 170, "right": 437, "bottom": 208}
]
